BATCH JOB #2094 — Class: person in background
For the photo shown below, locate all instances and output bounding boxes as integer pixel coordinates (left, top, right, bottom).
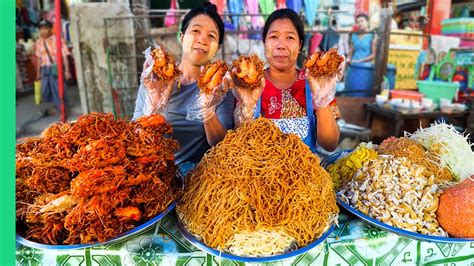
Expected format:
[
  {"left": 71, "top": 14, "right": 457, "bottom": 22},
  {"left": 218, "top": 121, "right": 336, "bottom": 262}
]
[
  {"left": 406, "top": 11, "right": 420, "bottom": 31},
  {"left": 232, "top": 8, "right": 341, "bottom": 152},
  {"left": 35, "top": 19, "right": 71, "bottom": 113},
  {"left": 346, "top": 13, "right": 377, "bottom": 64}
]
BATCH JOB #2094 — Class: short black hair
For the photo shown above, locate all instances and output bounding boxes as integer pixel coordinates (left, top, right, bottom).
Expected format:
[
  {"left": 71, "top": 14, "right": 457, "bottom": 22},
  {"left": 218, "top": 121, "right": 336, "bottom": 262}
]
[
  {"left": 38, "top": 19, "right": 52, "bottom": 28},
  {"left": 355, "top": 13, "right": 369, "bottom": 22},
  {"left": 262, "top": 9, "right": 305, "bottom": 51},
  {"left": 180, "top": 2, "right": 225, "bottom": 45}
]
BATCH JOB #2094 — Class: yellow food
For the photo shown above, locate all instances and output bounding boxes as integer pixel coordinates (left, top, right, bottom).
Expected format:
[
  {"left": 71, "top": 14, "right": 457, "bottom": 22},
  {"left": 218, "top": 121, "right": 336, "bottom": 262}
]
[{"left": 327, "top": 143, "right": 378, "bottom": 189}]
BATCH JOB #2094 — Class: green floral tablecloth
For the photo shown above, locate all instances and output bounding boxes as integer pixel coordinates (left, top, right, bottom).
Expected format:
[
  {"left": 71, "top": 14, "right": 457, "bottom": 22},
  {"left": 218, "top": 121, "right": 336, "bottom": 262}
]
[{"left": 16, "top": 210, "right": 474, "bottom": 265}]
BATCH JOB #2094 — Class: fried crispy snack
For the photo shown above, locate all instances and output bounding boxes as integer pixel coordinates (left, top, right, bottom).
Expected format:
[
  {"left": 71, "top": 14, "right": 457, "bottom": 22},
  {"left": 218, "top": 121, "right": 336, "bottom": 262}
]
[
  {"left": 231, "top": 54, "right": 264, "bottom": 90},
  {"left": 197, "top": 59, "right": 228, "bottom": 94},
  {"left": 151, "top": 47, "right": 181, "bottom": 81},
  {"left": 16, "top": 113, "right": 180, "bottom": 245},
  {"left": 304, "top": 48, "right": 344, "bottom": 77}
]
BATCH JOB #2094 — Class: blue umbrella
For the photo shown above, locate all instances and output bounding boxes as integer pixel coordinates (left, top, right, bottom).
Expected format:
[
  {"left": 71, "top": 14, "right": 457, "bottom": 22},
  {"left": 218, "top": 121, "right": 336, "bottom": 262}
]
[
  {"left": 286, "top": 0, "right": 303, "bottom": 13},
  {"left": 303, "top": 0, "right": 319, "bottom": 26},
  {"left": 228, "top": 0, "right": 243, "bottom": 29}
]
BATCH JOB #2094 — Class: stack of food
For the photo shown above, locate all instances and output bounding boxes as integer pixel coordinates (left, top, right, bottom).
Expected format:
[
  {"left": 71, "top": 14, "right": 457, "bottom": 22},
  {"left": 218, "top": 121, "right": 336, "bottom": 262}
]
[
  {"left": 16, "top": 113, "right": 180, "bottom": 245},
  {"left": 328, "top": 123, "right": 474, "bottom": 238},
  {"left": 177, "top": 117, "right": 338, "bottom": 256}
]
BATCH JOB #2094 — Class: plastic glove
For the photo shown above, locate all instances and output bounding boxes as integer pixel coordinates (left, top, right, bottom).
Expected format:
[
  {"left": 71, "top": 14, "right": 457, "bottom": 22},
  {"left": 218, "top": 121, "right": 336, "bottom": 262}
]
[
  {"left": 231, "top": 68, "right": 265, "bottom": 126},
  {"left": 306, "top": 61, "right": 345, "bottom": 109},
  {"left": 141, "top": 47, "right": 178, "bottom": 116},
  {"left": 186, "top": 72, "right": 231, "bottom": 122}
]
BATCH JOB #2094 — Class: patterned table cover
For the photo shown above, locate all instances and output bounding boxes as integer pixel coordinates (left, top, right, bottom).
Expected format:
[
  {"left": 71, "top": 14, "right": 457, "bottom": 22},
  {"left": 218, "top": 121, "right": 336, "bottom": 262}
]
[{"left": 16, "top": 210, "right": 474, "bottom": 265}]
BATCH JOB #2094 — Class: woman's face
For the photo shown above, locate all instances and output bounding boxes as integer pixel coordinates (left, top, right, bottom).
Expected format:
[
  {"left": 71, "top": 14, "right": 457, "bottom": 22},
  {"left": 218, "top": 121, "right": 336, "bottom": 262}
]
[
  {"left": 180, "top": 14, "right": 220, "bottom": 67},
  {"left": 356, "top": 16, "right": 369, "bottom": 31},
  {"left": 264, "top": 18, "right": 301, "bottom": 72},
  {"left": 40, "top": 26, "right": 52, "bottom": 38}
]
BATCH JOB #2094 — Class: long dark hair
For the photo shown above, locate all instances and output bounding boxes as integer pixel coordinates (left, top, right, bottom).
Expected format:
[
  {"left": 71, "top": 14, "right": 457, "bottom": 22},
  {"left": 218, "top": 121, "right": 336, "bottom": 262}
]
[
  {"left": 262, "top": 8, "right": 305, "bottom": 51},
  {"left": 180, "top": 2, "right": 225, "bottom": 45}
]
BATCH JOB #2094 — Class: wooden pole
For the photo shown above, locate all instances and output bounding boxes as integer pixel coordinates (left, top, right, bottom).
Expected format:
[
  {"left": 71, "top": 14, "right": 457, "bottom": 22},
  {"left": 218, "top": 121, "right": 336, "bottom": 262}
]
[
  {"left": 55, "top": 0, "right": 66, "bottom": 122},
  {"left": 373, "top": 7, "right": 393, "bottom": 95}
]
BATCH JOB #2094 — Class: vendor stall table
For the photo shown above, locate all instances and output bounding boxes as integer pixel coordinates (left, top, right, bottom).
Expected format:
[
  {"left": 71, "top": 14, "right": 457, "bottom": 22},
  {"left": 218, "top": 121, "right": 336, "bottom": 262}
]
[
  {"left": 16, "top": 211, "right": 474, "bottom": 265},
  {"left": 366, "top": 103, "right": 469, "bottom": 141}
]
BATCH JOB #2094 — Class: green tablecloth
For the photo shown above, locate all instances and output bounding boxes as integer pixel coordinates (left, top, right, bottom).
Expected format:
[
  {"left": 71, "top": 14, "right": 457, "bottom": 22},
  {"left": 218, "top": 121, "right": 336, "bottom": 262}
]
[{"left": 16, "top": 210, "right": 474, "bottom": 265}]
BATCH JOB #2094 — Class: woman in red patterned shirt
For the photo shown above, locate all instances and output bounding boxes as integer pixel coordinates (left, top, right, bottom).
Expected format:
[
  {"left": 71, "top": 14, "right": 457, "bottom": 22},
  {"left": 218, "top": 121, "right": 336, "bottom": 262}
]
[{"left": 233, "top": 9, "right": 341, "bottom": 152}]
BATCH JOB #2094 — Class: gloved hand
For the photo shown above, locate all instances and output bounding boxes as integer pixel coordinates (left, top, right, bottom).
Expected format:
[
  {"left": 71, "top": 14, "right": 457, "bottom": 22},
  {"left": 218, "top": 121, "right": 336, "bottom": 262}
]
[
  {"left": 195, "top": 72, "right": 232, "bottom": 121},
  {"left": 141, "top": 47, "right": 178, "bottom": 116},
  {"left": 230, "top": 68, "right": 265, "bottom": 126},
  {"left": 306, "top": 61, "right": 345, "bottom": 108}
]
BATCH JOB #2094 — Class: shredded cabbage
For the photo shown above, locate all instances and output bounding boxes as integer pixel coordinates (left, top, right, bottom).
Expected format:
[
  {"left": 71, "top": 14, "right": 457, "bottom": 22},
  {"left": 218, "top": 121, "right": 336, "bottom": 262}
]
[{"left": 405, "top": 122, "right": 474, "bottom": 182}]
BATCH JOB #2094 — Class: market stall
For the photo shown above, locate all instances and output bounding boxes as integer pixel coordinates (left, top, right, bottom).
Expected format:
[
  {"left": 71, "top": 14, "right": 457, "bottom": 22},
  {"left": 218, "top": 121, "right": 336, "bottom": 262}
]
[{"left": 15, "top": 1, "right": 474, "bottom": 265}]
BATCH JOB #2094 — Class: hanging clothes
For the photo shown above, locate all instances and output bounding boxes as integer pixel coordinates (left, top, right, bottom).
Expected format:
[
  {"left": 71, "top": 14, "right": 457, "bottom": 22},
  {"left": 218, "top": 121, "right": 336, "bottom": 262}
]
[
  {"left": 228, "top": 0, "right": 243, "bottom": 29},
  {"left": 303, "top": 0, "right": 319, "bottom": 26},
  {"left": 276, "top": 0, "right": 286, "bottom": 9},
  {"left": 164, "top": 0, "right": 179, "bottom": 27},
  {"left": 286, "top": 0, "right": 303, "bottom": 13},
  {"left": 259, "top": 0, "right": 275, "bottom": 15},
  {"left": 245, "top": 0, "right": 261, "bottom": 29},
  {"left": 210, "top": 0, "right": 226, "bottom": 15},
  {"left": 321, "top": 26, "right": 340, "bottom": 51},
  {"left": 309, "top": 33, "right": 324, "bottom": 54}
]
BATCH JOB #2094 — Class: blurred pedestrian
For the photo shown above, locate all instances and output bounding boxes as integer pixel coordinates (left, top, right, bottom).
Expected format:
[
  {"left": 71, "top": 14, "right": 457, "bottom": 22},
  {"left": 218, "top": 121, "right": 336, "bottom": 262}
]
[
  {"left": 346, "top": 13, "right": 377, "bottom": 64},
  {"left": 35, "top": 19, "right": 71, "bottom": 113}
]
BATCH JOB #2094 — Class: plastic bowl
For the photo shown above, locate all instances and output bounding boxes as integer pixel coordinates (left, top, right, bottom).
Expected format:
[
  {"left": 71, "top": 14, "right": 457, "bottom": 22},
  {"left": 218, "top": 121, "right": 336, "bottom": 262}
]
[{"left": 417, "top": 81, "right": 459, "bottom": 105}]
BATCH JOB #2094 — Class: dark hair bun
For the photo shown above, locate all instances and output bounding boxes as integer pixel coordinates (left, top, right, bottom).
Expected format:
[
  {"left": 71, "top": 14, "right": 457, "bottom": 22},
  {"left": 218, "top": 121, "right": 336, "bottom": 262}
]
[{"left": 202, "top": 2, "right": 217, "bottom": 13}]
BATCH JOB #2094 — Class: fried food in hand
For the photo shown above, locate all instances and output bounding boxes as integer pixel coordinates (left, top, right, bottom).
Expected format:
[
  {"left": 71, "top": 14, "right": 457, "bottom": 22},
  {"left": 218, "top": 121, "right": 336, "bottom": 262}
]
[
  {"left": 151, "top": 47, "right": 181, "bottom": 81},
  {"left": 231, "top": 54, "right": 264, "bottom": 90},
  {"left": 198, "top": 59, "right": 228, "bottom": 94},
  {"left": 304, "top": 48, "right": 343, "bottom": 77}
]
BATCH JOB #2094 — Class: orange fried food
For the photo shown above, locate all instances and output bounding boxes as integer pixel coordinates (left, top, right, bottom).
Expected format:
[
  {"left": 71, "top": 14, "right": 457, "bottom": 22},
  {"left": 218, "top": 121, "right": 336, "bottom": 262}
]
[
  {"left": 135, "top": 113, "right": 166, "bottom": 127},
  {"left": 304, "top": 48, "right": 344, "bottom": 77},
  {"left": 151, "top": 47, "right": 182, "bottom": 81},
  {"left": 115, "top": 206, "right": 141, "bottom": 222},
  {"left": 15, "top": 113, "right": 180, "bottom": 245},
  {"left": 198, "top": 59, "right": 228, "bottom": 94},
  {"left": 66, "top": 138, "right": 126, "bottom": 171},
  {"left": 231, "top": 54, "right": 264, "bottom": 90}
]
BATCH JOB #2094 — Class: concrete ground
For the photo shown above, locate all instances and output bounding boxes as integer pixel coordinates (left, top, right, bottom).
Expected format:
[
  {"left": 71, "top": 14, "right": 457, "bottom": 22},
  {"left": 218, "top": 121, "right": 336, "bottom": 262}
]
[{"left": 16, "top": 84, "right": 83, "bottom": 142}]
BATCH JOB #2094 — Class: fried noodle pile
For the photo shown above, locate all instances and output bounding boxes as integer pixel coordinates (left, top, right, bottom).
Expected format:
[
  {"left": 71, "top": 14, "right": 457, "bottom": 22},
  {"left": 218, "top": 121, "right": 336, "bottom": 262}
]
[{"left": 177, "top": 117, "right": 338, "bottom": 256}]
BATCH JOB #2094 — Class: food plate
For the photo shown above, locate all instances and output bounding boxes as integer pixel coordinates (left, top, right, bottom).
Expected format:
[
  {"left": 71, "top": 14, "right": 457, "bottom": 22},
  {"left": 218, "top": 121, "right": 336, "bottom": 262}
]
[
  {"left": 16, "top": 201, "right": 177, "bottom": 250},
  {"left": 177, "top": 217, "right": 335, "bottom": 262},
  {"left": 336, "top": 198, "right": 473, "bottom": 243},
  {"left": 322, "top": 150, "right": 473, "bottom": 243}
]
